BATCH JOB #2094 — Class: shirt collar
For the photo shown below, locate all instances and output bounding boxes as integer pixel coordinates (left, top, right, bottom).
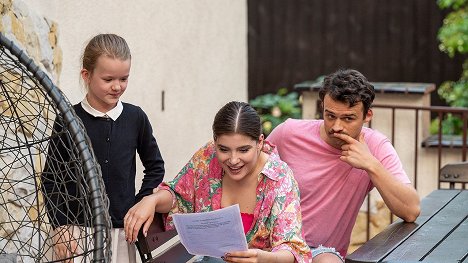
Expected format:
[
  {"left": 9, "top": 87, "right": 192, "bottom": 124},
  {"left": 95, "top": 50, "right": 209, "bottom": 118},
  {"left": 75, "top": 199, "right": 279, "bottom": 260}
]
[
  {"left": 80, "top": 97, "right": 123, "bottom": 121},
  {"left": 259, "top": 141, "right": 282, "bottom": 181}
]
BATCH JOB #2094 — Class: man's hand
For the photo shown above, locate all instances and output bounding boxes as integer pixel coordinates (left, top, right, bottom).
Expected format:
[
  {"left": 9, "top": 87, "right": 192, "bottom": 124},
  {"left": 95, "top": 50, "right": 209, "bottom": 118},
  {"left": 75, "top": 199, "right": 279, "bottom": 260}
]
[
  {"left": 336, "top": 132, "right": 421, "bottom": 222},
  {"left": 334, "top": 132, "right": 378, "bottom": 170}
]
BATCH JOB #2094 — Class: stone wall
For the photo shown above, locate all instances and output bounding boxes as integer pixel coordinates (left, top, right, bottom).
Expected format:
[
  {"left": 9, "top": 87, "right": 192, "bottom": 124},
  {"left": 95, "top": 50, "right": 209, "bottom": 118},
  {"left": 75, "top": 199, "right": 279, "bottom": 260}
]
[
  {"left": 0, "top": 0, "right": 61, "bottom": 80},
  {"left": 0, "top": 0, "right": 61, "bottom": 262}
]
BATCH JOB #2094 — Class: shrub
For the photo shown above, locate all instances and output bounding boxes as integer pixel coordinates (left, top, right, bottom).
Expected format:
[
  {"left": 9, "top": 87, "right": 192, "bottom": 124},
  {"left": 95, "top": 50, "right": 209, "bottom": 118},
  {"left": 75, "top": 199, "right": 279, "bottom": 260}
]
[
  {"left": 249, "top": 88, "right": 302, "bottom": 136},
  {"left": 432, "top": 0, "right": 468, "bottom": 135}
]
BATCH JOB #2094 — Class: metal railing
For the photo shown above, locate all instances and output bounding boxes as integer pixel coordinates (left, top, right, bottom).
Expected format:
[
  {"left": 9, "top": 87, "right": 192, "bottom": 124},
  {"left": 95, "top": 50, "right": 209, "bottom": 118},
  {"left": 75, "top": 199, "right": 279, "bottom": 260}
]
[{"left": 362, "top": 104, "right": 468, "bottom": 241}]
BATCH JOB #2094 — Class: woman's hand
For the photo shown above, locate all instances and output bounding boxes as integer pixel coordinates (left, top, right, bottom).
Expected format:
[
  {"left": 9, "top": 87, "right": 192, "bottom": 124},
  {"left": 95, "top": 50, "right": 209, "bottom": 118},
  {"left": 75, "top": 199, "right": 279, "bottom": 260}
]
[
  {"left": 52, "top": 225, "right": 78, "bottom": 263},
  {"left": 124, "top": 194, "right": 158, "bottom": 243},
  {"left": 222, "top": 249, "right": 294, "bottom": 263}
]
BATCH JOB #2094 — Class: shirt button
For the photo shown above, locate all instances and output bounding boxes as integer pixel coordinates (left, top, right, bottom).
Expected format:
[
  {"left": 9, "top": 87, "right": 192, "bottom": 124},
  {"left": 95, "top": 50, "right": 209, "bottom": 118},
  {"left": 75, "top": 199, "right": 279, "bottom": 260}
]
[
  {"left": 104, "top": 159, "right": 109, "bottom": 164},
  {"left": 106, "top": 138, "right": 110, "bottom": 142}
]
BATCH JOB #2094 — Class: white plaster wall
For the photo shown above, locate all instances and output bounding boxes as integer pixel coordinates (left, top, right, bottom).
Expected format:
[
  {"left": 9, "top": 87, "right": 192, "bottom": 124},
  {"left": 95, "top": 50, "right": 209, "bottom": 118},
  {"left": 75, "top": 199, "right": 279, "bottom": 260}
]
[{"left": 21, "top": 0, "right": 247, "bottom": 183}]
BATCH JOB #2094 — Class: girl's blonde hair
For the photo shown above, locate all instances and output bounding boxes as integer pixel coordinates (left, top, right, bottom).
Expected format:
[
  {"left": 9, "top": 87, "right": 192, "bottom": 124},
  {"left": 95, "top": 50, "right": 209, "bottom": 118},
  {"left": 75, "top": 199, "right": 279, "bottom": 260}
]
[{"left": 81, "top": 33, "right": 131, "bottom": 73}]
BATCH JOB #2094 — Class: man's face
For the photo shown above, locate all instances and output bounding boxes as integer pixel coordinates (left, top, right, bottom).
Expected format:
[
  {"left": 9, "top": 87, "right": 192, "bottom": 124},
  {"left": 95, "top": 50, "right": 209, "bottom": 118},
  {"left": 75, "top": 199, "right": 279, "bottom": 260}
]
[{"left": 320, "top": 94, "right": 372, "bottom": 149}]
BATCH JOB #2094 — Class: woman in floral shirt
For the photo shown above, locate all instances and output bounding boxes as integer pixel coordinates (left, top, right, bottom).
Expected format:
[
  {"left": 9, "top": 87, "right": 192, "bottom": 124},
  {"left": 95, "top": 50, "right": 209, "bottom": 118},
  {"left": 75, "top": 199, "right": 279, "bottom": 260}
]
[{"left": 125, "top": 101, "right": 311, "bottom": 263}]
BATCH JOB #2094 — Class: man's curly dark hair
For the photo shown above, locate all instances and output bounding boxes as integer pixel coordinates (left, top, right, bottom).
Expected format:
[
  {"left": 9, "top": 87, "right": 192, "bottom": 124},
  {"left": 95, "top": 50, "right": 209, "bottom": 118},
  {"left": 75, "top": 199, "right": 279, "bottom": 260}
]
[{"left": 319, "top": 69, "right": 375, "bottom": 116}]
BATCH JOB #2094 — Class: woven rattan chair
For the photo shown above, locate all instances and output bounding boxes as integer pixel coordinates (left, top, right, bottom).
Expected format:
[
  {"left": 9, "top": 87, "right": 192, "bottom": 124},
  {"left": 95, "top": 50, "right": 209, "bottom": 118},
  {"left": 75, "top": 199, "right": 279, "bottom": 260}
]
[{"left": 0, "top": 33, "right": 111, "bottom": 262}]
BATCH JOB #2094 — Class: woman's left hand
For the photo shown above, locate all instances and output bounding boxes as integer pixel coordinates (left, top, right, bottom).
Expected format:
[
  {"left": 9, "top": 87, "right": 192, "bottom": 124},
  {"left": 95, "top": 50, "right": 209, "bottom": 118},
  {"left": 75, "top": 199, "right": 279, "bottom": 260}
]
[
  {"left": 221, "top": 249, "right": 268, "bottom": 263},
  {"left": 222, "top": 248, "right": 294, "bottom": 263}
]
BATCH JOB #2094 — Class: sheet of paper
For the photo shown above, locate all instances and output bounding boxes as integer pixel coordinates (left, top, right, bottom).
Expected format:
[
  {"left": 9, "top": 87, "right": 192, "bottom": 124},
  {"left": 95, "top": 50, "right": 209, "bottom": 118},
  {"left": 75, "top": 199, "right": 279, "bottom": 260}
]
[{"left": 172, "top": 204, "right": 248, "bottom": 258}]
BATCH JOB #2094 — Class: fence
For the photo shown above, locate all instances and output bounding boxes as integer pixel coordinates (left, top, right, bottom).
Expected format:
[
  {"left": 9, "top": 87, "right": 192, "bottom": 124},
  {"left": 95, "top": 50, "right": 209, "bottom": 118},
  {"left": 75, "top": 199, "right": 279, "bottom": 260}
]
[{"left": 360, "top": 104, "right": 468, "bottom": 243}]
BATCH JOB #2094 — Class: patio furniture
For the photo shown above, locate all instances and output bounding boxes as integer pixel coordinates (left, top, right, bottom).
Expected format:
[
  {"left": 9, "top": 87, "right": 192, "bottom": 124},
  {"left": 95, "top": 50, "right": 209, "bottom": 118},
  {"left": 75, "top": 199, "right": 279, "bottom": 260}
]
[
  {"left": 439, "top": 161, "right": 468, "bottom": 189},
  {"left": 0, "top": 33, "right": 111, "bottom": 262},
  {"left": 346, "top": 189, "right": 468, "bottom": 262},
  {"left": 135, "top": 213, "right": 193, "bottom": 263}
]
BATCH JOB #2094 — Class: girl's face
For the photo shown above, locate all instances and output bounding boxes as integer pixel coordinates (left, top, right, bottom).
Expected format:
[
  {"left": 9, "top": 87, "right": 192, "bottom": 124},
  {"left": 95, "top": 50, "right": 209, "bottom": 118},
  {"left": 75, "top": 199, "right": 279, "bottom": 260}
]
[
  {"left": 81, "top": 55, "right": 131, "bottom": 113},
  {"left": 215, "top": 133, "right": 263, "bottom": 182}
]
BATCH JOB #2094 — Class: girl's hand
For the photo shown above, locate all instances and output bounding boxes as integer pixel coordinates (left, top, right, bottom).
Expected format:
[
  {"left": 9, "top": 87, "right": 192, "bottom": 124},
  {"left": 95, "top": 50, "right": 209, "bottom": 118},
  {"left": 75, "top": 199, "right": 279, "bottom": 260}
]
[
  {"left": 52, "top": 225, "right": 78, "bottom": 263},
  {"left": 124, "top": 194, "right": 158, "bottom": 243},
  {"left": 222, "top": 249, "right": 293, "bottom": 263}
]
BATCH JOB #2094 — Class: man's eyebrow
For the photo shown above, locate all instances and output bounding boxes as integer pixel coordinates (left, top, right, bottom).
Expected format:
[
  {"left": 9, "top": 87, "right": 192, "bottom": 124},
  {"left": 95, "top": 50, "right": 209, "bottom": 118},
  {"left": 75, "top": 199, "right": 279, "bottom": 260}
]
[
  {"left": 324, "top": 109, "right": 357, "bottom": 117},
  {"left": 342, "top": 113, "right": 358, "bottom": 117}
]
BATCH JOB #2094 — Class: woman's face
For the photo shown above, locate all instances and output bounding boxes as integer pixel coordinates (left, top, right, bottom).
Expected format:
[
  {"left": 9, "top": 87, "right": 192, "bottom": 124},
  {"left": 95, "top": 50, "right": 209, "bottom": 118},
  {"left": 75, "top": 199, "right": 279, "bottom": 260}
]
[{"left": 215, "top": 133, "right": 262, "bottom": 182}]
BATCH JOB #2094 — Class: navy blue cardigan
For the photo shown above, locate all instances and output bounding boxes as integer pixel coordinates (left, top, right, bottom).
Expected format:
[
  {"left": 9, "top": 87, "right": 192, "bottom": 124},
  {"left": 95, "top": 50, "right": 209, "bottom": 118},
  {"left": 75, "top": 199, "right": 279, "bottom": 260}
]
[{"left": 42, "top": 102, "right": 164, "bottom": 228}]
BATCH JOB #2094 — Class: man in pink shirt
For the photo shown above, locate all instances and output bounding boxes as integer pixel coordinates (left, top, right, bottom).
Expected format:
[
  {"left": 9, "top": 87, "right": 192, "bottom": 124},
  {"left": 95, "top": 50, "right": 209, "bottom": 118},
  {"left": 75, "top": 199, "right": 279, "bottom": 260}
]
[{"left": 267, "top": 69, "right": 421, "bottom": 262}]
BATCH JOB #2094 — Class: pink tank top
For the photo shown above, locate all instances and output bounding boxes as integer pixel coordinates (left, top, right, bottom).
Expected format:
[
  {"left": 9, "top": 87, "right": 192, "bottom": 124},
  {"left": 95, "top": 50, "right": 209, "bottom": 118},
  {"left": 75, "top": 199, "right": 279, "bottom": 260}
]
[{"left": 241, "top": 212, "right": 254, "bottom": 234}]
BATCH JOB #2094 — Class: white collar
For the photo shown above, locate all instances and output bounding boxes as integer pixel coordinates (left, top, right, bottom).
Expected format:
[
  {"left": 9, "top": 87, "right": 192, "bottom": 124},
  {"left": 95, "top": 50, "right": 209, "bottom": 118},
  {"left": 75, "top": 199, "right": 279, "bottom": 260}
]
[{"left": 80, "top": 97, "right": 123, "bottom": 121}]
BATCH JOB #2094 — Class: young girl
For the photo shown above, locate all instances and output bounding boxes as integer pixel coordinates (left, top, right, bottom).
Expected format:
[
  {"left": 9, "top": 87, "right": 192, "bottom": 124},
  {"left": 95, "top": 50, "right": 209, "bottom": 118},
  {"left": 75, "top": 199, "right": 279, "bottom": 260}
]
[
  {"left": 124, "top": 101, "right": 311, "bottom": 263},
  {"left": 44, "top": 33, "right": 165, "bottom": 263}
]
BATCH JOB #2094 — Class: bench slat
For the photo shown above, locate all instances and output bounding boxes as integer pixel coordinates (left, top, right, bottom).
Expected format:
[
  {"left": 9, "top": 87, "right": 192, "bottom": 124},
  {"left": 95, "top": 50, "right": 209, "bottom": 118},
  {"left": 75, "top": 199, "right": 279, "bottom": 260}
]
[
  {"left": 422, "top": 216, "right": 468, "bottom": 262},
  {"left": 383, "top": 190, "right": 467, "bottom": 261},
  {"left": 346, "top": 190, "right": 461, "bottom": 262}
]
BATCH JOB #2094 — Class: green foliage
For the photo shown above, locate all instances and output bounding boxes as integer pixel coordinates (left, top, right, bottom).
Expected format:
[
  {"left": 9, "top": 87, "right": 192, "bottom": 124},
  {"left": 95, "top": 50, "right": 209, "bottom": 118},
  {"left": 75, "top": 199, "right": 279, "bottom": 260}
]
[
  {"left": 430, "top": 113, "right": 464, "bottom": 135},
  {"left": 438, "top": 3, "right": 468, "bottom": 57},
  {"left": 437, "top": 60, "right": 468, "bottom": 107},
  {"left": 432, "top": 0, "right": 468, "bottom": 134},
  {"left": 438, "top": 0, "right": 467, "bottom": 12},
  {"left": 249, "top": 88, "right": 302, "bottom": 136}
]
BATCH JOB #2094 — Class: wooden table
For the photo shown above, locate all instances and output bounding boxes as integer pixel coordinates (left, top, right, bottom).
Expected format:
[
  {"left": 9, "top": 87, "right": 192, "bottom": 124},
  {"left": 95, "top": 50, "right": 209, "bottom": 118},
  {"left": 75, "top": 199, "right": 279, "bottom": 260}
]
[{"left": 346, "top": 189, "right": 468, "bottom": 262}]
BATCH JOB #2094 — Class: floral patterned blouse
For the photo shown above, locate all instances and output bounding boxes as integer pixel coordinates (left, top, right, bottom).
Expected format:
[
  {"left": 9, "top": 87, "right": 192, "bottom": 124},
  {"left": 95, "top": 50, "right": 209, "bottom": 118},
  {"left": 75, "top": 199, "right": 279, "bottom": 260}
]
[{"left": 159, "top": 141, "right": 312, "bottom": 263}]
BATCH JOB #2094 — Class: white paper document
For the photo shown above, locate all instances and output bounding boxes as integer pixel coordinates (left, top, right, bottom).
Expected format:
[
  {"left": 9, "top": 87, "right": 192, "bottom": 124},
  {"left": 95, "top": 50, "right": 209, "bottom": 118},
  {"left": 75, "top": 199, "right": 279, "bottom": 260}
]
[{"left": 172, "top": 204, "right": 248, "bottom": 258}]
